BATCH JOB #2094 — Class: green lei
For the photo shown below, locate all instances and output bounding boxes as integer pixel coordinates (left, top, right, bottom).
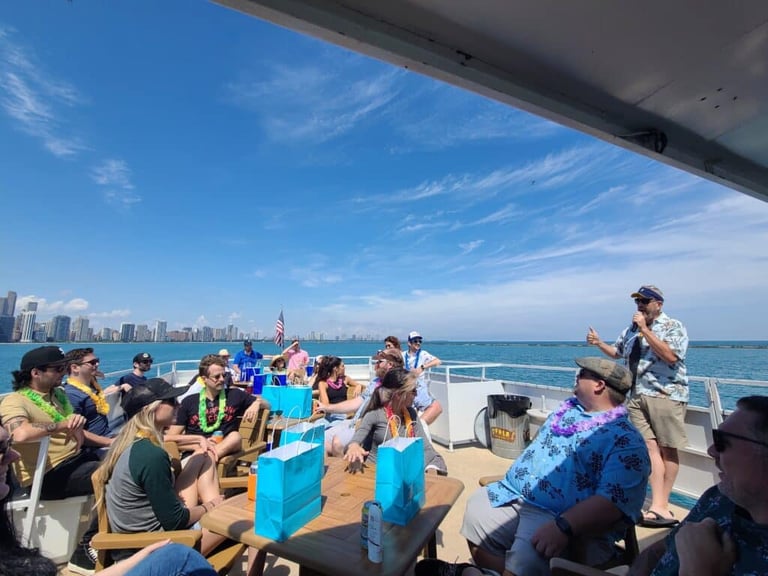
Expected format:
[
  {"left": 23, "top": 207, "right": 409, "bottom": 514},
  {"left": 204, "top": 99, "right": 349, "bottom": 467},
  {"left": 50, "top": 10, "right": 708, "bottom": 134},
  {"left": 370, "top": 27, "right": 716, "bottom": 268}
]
[
  {"left": 198, "top": 378, "right": 226, "bottom": 433},
  {"left": 20, "top": 387, "right": 73, "bottom": 423}
]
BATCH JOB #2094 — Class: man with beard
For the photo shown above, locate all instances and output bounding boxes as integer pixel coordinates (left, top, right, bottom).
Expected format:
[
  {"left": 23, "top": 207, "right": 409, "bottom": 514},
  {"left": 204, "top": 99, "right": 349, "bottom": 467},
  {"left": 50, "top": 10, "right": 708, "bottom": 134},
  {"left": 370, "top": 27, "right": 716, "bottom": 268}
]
[
  {"left": 116, "top": 352, "right": 154, "bottom": 389},
  {"left": 587, "top": 285, "right": 688, "bottom": 527}
]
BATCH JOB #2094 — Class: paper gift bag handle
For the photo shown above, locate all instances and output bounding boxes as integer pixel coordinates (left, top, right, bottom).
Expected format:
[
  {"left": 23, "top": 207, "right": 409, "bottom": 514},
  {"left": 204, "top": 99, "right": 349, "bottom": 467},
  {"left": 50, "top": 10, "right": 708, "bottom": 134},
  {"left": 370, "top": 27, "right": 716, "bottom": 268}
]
[{"left": 383, "top": 414, "right": 402, "bottom": 442}]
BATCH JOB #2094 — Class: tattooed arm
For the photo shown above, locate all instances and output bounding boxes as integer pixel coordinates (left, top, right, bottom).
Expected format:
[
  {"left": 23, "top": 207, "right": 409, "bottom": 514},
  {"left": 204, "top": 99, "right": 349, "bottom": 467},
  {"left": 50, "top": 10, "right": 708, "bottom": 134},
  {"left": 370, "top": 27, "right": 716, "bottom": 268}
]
[{"left": 5, "top": 414, "right": 86, "bottom": 443}]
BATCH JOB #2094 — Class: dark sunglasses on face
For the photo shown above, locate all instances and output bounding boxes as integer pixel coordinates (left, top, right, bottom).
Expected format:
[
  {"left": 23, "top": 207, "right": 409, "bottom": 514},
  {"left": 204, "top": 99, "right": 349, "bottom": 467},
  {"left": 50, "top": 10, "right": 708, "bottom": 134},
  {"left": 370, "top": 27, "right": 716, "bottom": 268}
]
[
  {"left": 576, "top": 369, "right": 602, "bottom": 381},
  {"left": 410, "top": 339, "right": 423, "bottom": 344},
  {"left": 80, "top": 358, "right": 100, "bottom": 367},
  {"left": 712, "top": 429, "right": 768, "bottom": 452},
  {"left": 634, "top": 297, "right": 652, "bottom": 305},
  {"left": 208, "top": 373, "right": 226, "bottom": 381},
  {"left": 40, "top": 364, "right": 67, "bottom": 373}
]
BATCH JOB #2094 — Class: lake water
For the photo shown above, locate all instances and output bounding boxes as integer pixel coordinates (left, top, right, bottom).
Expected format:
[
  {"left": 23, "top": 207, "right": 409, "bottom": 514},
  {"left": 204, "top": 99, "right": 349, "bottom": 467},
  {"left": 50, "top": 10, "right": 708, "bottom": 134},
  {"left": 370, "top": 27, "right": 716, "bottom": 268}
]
[{"left": 2, "top": 340, "right": 767, "bottom": 409}]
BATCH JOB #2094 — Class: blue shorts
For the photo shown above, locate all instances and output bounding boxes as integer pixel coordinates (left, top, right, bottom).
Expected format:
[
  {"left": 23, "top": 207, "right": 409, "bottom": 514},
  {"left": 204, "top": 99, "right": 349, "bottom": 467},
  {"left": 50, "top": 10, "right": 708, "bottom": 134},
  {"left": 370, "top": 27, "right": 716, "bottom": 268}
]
[{"left": 413, "top": 377, "right": 435, "bottom": 411}]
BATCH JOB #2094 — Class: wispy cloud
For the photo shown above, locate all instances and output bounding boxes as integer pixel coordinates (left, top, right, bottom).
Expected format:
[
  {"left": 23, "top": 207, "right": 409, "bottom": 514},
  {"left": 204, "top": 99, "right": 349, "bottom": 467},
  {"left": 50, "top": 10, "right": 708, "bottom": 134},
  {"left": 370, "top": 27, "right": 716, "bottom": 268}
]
[
  {"left": 91, "top": 158, "right": 142, "bottom": 209},
  {"left": 16, "top": 295, "right": 90, "bottom": 315},
  {"left": 459, "top": 240, "right": 484, "bottom": 255},
  {"left": 227, "top": 61, "right": 401, "bottom": 144},
  {"left": 0, "top": 27, "right": 86, "bottom": 156}
]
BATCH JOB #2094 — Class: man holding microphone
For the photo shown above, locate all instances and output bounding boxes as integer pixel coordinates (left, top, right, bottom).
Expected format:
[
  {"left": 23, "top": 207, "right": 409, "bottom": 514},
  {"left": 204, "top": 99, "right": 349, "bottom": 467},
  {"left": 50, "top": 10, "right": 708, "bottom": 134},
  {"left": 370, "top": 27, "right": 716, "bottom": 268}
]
[{"left": 587, "top": 285, "right": 689, "bottom": 528}]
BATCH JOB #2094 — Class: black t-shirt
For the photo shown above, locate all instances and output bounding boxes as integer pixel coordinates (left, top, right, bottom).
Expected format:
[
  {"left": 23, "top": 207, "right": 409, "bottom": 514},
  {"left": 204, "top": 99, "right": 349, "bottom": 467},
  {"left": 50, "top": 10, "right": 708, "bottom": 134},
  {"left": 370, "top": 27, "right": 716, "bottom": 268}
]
[{"left": 176, "top": 387, "right": 255, "bottom": 437}]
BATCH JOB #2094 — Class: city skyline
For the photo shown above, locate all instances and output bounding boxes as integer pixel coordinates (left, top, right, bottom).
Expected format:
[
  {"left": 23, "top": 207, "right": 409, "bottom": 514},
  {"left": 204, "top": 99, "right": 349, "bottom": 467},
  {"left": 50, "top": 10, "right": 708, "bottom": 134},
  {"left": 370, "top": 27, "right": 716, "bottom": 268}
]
[{"left": 2, "top": 3, "right": 768, "bottom": 342}]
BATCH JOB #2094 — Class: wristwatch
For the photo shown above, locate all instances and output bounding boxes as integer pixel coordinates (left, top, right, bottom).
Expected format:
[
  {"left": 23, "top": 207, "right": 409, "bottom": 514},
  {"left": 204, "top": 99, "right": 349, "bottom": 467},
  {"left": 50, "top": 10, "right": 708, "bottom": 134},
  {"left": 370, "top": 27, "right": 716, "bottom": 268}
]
[{"left": 554, "top": 514, "right": 574, "bottom": 537}]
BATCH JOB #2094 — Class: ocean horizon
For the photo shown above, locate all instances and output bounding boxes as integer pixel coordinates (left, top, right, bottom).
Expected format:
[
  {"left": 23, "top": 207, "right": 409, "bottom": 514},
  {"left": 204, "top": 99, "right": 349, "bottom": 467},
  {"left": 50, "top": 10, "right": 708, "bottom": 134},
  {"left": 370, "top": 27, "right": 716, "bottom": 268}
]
[{"left": 2, "top": 340, "right": 767, "bottom": 404}]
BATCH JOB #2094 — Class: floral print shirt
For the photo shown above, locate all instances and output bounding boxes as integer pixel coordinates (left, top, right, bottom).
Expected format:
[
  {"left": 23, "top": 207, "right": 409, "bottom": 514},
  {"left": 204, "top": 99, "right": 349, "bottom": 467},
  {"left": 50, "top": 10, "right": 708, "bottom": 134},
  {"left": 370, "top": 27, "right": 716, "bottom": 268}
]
[
  {"left": 651, "top": 486, "right": 768, "bottom": 576},
  {"left": 486, "top": 398, "right": 649, "bottom": 535},
  {"left": 614, "top": 311, "right": 689, "bottom": 402}
]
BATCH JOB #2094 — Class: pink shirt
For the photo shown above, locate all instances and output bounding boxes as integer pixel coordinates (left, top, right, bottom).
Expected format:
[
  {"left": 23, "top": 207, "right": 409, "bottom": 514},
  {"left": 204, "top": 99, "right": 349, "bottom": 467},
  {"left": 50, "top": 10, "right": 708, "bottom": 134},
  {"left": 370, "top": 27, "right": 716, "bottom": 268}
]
[{"left": 286, "top": 349, "right": 310, "bottom": 370}]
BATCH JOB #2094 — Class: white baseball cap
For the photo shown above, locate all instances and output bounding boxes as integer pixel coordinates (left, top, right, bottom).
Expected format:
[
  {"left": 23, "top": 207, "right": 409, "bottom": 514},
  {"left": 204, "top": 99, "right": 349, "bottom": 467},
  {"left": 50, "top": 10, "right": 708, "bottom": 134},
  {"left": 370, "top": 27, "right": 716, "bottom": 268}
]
[{"left": 408, "top": 331, "right": 422, "bottom": 341}]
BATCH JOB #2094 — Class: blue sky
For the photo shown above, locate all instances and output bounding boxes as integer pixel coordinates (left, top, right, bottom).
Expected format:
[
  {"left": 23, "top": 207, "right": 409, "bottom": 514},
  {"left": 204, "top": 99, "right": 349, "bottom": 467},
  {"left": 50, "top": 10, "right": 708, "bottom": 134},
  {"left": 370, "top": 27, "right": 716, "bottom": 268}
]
[{"left": 1, "top": 1, "right": 767, "bottom": 342}]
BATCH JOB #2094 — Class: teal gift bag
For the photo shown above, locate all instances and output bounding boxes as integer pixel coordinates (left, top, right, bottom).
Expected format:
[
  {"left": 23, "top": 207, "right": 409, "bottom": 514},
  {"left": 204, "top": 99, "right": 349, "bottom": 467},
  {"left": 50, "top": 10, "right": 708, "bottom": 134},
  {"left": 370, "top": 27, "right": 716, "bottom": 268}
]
[
  {"left": 255, "top": 441, "right": 323, "bottom": 541},
  {"left": 375, "top": 436, "right": 426, "bottom": 525},
  {"left": 261, "top": 385, "right": 282, "bottom": 412},
  {"left": 279, "top": 419, "right": 325, "bottom": 447},
  {"left": 280, "top": 386, "right": 312, "bottom": 419}
]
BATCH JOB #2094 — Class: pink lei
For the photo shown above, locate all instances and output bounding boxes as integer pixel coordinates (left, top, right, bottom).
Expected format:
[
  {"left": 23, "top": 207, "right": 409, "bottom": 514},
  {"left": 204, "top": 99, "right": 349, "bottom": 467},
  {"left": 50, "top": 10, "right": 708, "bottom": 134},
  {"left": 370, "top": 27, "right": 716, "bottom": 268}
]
[{"left": 549, "top": 398, "right": 627, "bottom": 436}]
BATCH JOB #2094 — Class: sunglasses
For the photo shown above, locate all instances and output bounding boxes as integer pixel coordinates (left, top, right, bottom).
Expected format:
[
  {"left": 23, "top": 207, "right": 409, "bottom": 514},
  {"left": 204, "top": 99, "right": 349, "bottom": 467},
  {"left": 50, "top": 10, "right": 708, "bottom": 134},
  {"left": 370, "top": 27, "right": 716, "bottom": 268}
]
[
  {"left": 80, "top": 358, "right": 100, "bottom": 367},
  {"left": 576, "top": 369, "right": 602, "bottom": 381},
  {"left": 207, "top": 373, "right": 227, "bottom": 381},
  {"left": 40, "top": 364, "right": 67, "bottom": 373},
  {"left": 633, "top": 297, "right": 652, "bottom": 305},
  {"left": 712, "top": 429, "right": 768, "bottom": 453},
  {"left": 139, "top": 360, "right": 153, "bottom": 365},
  {"left": 410, "top": 339, "right": 423, "bottom": 344}
]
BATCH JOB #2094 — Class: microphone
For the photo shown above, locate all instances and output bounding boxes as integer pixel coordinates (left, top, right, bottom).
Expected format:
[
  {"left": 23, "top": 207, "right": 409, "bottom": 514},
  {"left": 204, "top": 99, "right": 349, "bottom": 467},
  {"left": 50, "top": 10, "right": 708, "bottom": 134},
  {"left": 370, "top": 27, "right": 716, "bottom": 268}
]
[{"left": 631, "top": 321, "right": 638, "bottom": 331}]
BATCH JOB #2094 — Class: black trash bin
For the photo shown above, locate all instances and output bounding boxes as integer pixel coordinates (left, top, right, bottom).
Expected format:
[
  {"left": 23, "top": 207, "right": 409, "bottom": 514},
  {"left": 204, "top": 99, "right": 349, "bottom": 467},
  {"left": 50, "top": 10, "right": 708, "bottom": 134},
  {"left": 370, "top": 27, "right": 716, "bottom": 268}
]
[{"left": 487, "top": 395, "right": 531, "bottom": 459}]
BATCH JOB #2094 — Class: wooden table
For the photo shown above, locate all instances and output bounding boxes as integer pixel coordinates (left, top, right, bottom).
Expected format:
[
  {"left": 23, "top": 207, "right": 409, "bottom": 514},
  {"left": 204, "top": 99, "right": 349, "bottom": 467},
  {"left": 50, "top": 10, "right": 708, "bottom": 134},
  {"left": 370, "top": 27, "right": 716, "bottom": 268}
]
[{"left": 201, "top": 458, "right": 464, "bottom": 576}]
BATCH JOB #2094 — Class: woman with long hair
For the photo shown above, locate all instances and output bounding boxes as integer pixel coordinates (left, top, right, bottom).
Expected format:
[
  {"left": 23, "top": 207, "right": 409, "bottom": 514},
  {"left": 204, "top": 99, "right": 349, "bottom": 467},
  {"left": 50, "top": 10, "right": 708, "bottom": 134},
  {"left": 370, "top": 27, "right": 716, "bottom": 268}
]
[
  {"left": 97, "top": 378, "right": 226, "bottom": 559},
  {"left": 315, "top": 356, "right": 360, "bottom": 422},
  {"left": 0, "top": 422, "right": 216, "bottom": 576},
  {"left": 343, "top": 368, "right": 446, "bottom": 473}
]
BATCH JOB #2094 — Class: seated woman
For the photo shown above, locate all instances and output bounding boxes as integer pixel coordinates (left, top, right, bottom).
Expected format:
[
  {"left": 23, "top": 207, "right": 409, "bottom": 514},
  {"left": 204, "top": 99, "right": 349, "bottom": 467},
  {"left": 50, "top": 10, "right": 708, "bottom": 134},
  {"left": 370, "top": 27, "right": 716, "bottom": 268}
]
[
  {"left": 344, "top": 368, "right": 446, "bottom": 473},
  {"left": 0, "top": 422, "right": 216, "bottom": 576},
  {"left": 267, "top": 355, "right": 287, "bottom": 386},
  {"left": 97, "top": 378, "right": 226, "bottom": 559},
  {"left": 315, "top": 357, "right": 361, "bottom": 423},
  {"left": 307, "top": 355, "right": 324, "bottom": 389}
]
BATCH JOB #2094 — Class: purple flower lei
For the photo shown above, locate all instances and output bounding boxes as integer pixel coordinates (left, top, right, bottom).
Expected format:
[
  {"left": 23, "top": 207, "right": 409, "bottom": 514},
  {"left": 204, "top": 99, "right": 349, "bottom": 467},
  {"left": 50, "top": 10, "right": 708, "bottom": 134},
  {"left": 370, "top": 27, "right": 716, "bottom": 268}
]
[{"left": 549, "top": 398, "right": 627, "bottom": 436}]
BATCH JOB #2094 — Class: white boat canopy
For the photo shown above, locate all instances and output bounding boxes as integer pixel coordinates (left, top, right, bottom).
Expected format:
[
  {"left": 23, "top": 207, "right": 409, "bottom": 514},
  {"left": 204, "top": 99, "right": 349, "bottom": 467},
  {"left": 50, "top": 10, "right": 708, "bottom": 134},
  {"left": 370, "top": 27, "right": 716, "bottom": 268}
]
[{"left": 217, "top": 0, "right": 768, "bottom": 202}]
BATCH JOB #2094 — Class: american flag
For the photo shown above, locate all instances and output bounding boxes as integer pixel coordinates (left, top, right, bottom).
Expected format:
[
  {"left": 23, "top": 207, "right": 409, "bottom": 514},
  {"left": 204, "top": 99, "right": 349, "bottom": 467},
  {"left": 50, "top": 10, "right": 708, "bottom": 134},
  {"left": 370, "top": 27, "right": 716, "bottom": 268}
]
[{"left": 274, "top": 310, "right": 284, "bottom": 348}]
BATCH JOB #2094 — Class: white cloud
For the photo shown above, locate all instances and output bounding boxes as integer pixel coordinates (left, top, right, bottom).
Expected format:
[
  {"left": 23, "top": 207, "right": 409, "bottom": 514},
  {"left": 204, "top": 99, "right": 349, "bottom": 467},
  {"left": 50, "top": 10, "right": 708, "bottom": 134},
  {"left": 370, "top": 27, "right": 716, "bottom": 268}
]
[
  {"left": 228, "top": 62, "right": 401, "bottom": 144},
  {"left": 0, "top": 29, "right": 86, "bottom": 157},
  {"left": 459, "top": 240, "right": 484, "bottom": 255},
  {"left": 91, "top": 159, "right": 134, "bottom": 189}
]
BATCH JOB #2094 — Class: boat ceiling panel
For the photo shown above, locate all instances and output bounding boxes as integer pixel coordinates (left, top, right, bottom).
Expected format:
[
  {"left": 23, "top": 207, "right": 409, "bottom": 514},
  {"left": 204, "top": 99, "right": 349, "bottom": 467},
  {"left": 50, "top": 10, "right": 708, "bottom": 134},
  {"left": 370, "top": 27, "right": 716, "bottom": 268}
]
[{"left": 217, "top": 0, "right": 768, "bottom": 201}]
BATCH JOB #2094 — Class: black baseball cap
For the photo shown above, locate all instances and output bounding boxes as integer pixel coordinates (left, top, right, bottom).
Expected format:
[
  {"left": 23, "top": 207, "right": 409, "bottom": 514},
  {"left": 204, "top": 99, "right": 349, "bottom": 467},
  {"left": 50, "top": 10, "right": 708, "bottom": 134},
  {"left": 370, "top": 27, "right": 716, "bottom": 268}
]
[
  {"left": 121, "top": 378, "right": 188, "bottom": 418},
  {"left": 20, "top": 346, "right": 68, "bottom": 371},
  {"left": 133, "top": 352, "right": 153, "bottom": 364}
]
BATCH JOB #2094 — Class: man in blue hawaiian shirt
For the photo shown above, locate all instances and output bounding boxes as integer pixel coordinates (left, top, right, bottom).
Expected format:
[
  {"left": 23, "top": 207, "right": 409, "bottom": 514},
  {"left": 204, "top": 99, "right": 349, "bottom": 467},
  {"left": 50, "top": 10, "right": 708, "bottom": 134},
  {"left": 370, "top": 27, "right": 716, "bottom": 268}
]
[
  {"left": 587, "top": 285, "right": 689, "bottom": 526},
  {"left": 630, "top": 395, "right": 768, "bottom": 576},
  {"left": 458, "top": 357, "right": 649, "bottom": 576}
]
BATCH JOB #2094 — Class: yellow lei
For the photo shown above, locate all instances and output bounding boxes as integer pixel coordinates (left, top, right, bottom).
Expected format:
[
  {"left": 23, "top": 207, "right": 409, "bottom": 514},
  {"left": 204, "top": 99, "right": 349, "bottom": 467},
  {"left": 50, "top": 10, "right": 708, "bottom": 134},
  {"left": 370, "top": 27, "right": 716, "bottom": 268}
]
[{"left": 66, "top": 377, "right": 110, "bottom": 415}]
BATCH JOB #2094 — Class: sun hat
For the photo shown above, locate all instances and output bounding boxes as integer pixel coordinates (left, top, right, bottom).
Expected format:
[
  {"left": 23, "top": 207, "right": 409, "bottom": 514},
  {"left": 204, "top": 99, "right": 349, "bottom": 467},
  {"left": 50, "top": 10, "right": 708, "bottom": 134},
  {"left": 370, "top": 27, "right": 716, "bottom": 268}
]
[{"left": 218, "top": 349, "right": 230, "bottom": 357}]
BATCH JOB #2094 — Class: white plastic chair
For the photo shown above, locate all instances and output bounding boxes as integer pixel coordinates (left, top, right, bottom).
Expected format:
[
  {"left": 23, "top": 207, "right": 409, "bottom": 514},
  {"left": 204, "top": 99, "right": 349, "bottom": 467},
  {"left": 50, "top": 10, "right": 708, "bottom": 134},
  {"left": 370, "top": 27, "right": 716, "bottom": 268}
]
[{"left": 8, "top": 437, "right": 92, "bottom": 563}]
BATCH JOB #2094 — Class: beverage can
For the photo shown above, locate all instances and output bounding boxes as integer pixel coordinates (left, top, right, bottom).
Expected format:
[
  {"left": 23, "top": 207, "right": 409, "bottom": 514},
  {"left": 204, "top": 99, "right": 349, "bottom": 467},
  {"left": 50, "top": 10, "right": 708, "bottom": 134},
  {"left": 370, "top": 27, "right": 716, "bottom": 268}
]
[
  {"left": 247, "top": 461, "right": 258, "bottom": 501},
  {"left": 212, "top": 431, "right": 224, "bottom": 444},
  {"left": 367, "top": 501, "right": 383, "bottom": 563},
  {"left": 361, "top": 500, "right": 371, "bottom": 549}
]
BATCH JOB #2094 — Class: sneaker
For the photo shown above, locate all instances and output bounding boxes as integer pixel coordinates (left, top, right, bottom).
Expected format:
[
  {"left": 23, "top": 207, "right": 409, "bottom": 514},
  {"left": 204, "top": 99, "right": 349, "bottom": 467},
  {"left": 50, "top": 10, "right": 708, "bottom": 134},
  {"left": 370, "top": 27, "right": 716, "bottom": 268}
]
[
  {"left": 67, "top": 543, "right": 97, "bottom": 576},
  {"left": 415, "top": 559, "right": 475, "bottom": 576}
]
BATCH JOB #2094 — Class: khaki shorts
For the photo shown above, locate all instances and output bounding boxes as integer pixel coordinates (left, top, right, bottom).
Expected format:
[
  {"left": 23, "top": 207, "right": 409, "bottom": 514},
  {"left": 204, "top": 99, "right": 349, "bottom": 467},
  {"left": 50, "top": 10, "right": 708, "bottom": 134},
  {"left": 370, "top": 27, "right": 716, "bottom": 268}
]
[{"left": 628, "top": 394, "right": 688, "bottom": 449}]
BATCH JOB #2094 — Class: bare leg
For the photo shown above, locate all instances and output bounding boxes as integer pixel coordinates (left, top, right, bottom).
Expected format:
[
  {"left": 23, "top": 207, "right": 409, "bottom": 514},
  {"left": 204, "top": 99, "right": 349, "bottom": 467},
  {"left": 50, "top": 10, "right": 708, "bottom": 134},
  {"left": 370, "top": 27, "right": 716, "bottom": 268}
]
[
  {"left": 176, "top": 453, "right": 221, "bottom": 507},
  {"left": 200, "top": 527, "right": 227, "bottom": 556},
  {"left": 246, "top": 548, "right": 267, "bottom": 576},
  {"left": 646, "top": 440, "right": 678, "bottom": 518},
  {"left": 468, "top": 541, "right": 506, "bottom": 575},
  {"left": 421, "top": 400, "right": 443, "bottom": 425}
]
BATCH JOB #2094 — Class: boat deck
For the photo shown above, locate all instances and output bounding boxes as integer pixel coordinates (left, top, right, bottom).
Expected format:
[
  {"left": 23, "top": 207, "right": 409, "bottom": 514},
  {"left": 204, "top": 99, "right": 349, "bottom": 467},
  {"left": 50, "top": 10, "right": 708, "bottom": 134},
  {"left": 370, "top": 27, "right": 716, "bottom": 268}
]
[{"left": 57, "top": 442, "right": 684, "bottom": 575}]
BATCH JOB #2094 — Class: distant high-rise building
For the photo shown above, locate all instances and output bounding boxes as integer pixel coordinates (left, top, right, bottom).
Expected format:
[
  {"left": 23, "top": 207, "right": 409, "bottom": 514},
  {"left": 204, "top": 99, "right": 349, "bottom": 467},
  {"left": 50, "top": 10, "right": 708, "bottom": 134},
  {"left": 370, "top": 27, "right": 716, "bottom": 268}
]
[
  {"left": 19, "top": 310, "right": 37, "bottom": 342},
  {"left": 100, "top": 327, "right": 112, "bottom": 341},
  {"left": 136, "top": 324, "right": 150, "bottom": 342},
  {"left": 0, "top": 315, "right": 14, "bottom": 342},
  {"left": 120, "top": 323, "right": 136, "bottom": 342},
  {"left": 48, "top": 315, "right": 71, "bottom": 342},
  {"left": 73, "top": 316, "right": 90, "bottom": 342},
  {"left": 0, "top": 291, "right": 17, "bottom": 317},
  {"left": 25, "top": 301, "right": 38, "bottom": 312},
  {"left": 154, "top": 321, "right": 167, "bottom": 342}
]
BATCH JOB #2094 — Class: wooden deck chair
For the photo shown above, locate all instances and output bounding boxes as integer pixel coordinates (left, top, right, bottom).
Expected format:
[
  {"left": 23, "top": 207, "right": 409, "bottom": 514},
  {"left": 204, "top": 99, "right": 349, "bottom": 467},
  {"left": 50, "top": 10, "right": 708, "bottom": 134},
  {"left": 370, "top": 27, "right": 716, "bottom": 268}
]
[
  {"left": 216, "top": 407, "right": 270, "bottom": 479},
  {"left": 477, "top": 475, "right": 639, "bottom": 570},
  {"left": 8, "top": 437, "right": 91, "bottom": 563},
  {"left": 90, "top": 462, "right": 247, "bottom": 574}
]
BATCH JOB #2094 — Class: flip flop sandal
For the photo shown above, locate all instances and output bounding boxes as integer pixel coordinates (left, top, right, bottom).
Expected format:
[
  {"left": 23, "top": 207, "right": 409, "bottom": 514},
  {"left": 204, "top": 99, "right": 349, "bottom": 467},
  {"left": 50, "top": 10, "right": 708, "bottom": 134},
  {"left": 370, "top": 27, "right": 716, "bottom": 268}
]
[{"left": 640, "top": 509, "right": 679, "bottom": 528}]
